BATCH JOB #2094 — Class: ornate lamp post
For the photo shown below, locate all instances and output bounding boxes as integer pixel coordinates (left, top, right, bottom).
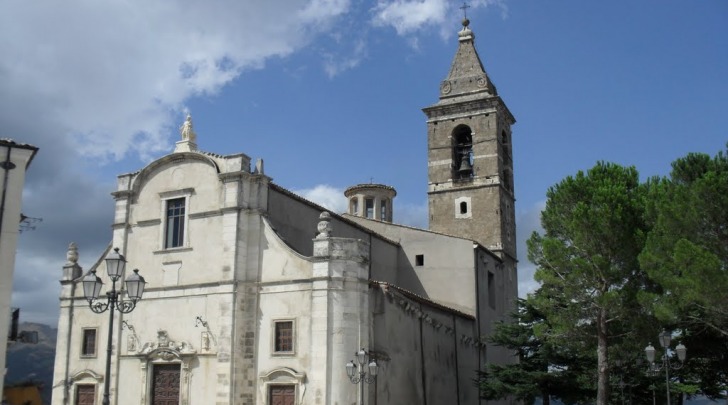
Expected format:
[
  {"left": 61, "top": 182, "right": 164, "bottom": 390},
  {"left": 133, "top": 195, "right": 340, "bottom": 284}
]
[
  {"left": 346, "top": 348, "right": 378, "bottom": 405},
  {"left": 644, "top": 330, "right": 687, "bottom": 405},
  {"left": 82, "top": 248, "right": 146, "bottom": 405}
]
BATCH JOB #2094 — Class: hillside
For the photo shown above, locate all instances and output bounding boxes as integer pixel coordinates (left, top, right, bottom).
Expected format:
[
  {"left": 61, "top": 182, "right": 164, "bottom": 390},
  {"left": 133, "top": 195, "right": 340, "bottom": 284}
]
[{"left": 5, "top": 323, "right": 57, "bottom": 405}]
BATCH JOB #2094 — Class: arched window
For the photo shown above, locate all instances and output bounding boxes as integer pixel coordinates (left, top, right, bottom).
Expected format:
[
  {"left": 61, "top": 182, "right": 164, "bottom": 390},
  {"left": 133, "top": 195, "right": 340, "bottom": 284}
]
[
  {"left": 501, "top": 130, "right": 511, "bottom": 161},
  {"left": 452, "top": 125, "right": 473, "bottom": 180}
]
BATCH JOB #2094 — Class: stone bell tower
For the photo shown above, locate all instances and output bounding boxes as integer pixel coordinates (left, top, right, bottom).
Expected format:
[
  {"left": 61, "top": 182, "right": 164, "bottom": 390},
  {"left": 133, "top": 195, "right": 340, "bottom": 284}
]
[{"left": 422, "top": 18, "right": 516, "bottom": 263}]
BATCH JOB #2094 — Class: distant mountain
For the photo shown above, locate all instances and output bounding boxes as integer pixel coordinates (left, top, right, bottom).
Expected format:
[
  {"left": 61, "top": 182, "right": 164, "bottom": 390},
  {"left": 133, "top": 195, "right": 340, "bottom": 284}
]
[{"left": 5, "top": 322, "right": 57, "bottom": 405}]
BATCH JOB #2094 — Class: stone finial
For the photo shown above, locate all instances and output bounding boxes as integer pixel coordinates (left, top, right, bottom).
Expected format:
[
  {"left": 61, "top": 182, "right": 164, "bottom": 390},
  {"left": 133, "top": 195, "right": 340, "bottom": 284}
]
[
  {"left": 316, "top": 212, "right": 332, "bottom": 239},
  {"left": 66, "top": 242, "right": 78, "bottom": 265},
  {"left": 458, "top": 24, "right": 474, "bottom": 41},
  {"left": 180, "top": 114, "right": 197, "bottom": 143},
  {"left": 255, "top": 158, "right": 264, "bottom": 175}
]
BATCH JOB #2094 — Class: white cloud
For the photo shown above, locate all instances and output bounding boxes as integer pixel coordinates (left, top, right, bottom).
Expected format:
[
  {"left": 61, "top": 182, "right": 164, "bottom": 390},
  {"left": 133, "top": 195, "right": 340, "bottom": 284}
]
[
  {"left": 322, "top": 38, "right": 369, "bottom": 78},
  {"left": 396, "top": 201, "right": 428, "bottom": 228},
  {"left": 371, "top": 0, "right": 449, "bottom": 35},
  {"left": 371, "top": 0, "right": 505, "bottom": 38},
  {"left": 0, "top": 0, "right": 351, "bottom": 160},
  {"left": 299, "top": 0, "right": 352, "bottom": 24},
  {"left": 293, "top": 184, "right": 348, "bottom": 214}
]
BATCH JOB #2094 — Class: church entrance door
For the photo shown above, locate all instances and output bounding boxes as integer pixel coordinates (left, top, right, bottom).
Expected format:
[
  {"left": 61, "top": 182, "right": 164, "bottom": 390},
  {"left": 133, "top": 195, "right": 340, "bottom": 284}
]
[
  {"left": 151, "top": 364, "right": 181, "bottom": 405},
  {"left": 75, "top": 384, "right": 95, "bottom": 405},
  {"left": 269, "top": 385, "right": 295, "bottom": 405}
]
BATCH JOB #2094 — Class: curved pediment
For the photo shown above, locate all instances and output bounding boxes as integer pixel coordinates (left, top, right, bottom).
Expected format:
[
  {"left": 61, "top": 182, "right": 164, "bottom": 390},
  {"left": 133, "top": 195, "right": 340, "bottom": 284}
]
[
  {"left": 131, "top": 152, "right": 220, "bottom": 195},
  {"left": 70, "top": 369, "right": 104, "bottom": 382},
  {"left": 260, "top": 367, "right": 305, "bottom": 383}
]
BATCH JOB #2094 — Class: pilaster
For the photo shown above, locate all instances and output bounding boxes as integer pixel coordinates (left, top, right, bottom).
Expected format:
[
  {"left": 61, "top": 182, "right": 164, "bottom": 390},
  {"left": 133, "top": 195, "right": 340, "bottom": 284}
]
[{"left": 311, "top": 213, "right": 371, "bottom": 404}]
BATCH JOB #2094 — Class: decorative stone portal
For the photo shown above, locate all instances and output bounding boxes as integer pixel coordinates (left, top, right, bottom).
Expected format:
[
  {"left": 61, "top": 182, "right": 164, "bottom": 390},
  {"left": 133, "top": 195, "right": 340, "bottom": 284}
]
[
  {"left": 67, "top": 370, "right": 103, "bottom": 405},
  {"left": 136, "top": 330, "right": 197, "bottom": 405},
  {"left": 259, "top": 367, "right": 306, "bottom": 405}
]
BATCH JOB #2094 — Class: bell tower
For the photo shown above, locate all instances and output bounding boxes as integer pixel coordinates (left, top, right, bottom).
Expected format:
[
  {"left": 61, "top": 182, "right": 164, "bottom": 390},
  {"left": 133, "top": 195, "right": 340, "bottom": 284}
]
[{"left": 423, "top": 18, "right": 516, "bottom": 262}]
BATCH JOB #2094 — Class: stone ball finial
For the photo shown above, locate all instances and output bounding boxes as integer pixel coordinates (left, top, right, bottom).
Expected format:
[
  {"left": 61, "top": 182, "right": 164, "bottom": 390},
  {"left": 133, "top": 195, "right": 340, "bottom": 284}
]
[
  {"left": 66, "top": 242, "right": 78, "bottom": 265},
  {"left": 316, "top": 211, "right": 332, "bottom": 239},
  {"left": 462, "top": 18, "right": 470, "bottom": 27}
]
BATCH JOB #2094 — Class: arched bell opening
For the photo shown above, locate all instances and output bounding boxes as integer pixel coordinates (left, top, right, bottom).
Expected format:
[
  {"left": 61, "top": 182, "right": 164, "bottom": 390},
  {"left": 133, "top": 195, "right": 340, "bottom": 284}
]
[{"left": 452, "top": 125, "right": 473, "bottom": 180}]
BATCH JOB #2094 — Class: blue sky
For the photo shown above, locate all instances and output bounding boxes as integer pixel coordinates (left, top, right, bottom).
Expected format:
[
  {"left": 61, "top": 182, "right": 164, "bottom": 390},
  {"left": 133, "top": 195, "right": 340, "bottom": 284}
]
[{"left": 2, "top": 0, "right": 726, "bottom": 325}]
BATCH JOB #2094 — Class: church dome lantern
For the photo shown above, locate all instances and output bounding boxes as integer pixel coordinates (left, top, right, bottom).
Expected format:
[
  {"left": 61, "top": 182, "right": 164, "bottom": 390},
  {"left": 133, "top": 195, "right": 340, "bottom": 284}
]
[{"left": 344, "top": 184, "right": 396, "bottom": 222}]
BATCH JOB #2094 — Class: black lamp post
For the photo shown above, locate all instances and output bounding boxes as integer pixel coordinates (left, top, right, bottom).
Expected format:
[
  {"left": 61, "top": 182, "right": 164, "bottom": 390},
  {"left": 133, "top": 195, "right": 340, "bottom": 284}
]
[
  {"left": 645, "top": 330, "right": 687, "bottom": 405},
  {"left": 83, "top": 247, "right": 146, "bottom": 405},
  {"left": 346, "top": 348, "right": 378, "bottom": 405}
]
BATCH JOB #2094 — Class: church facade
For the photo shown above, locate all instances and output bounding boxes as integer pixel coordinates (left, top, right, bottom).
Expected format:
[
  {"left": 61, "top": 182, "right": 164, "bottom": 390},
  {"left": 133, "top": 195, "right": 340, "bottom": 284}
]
[{"left": 51, "top": 20, "right": 518, "bottom": 405}]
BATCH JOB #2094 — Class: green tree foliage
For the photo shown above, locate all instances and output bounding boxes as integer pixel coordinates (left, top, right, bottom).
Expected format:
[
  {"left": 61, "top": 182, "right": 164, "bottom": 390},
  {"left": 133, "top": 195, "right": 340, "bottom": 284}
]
[
  {"left": 639, "top": 147, "right": 728, "bottom": 337},
  {"left": 478, "top": 299, "right": 595, "bottom": 405},
  {"left": 526, "top": 162, "right": 649, "bottom": 405},
  {"left": 639, "top": 146, "right": 728, "bottom": 399}
]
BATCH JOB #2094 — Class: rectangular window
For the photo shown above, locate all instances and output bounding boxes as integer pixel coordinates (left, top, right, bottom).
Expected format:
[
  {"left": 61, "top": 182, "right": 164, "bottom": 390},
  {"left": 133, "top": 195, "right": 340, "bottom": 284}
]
[
  {"left": 365, "top": 198, "right": 374, "bottom": 219},
  {"left": 488, "top": 271, "right": 496, "bottom": 310},
  {"left": 165, "top": 197, "right": 186, "bottom": 248},
  {"left": 81, "top": 329, "right": 97, "bottom": 357},
  {"left": 274, "top": 321, "right": 294, "bottom": 353},
  {"left": 415, "top": 254, "right": 424, "bottom": 266},
  {"left": 380, "top": 200, "right": 387, "bottom": 221}
]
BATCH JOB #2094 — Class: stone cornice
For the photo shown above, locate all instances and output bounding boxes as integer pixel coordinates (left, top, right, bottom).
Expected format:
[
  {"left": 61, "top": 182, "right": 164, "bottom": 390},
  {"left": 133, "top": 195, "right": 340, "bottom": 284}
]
[
  {"left": 218, "top": 171, "right": 248, "bottom": 182},
  {"left": 111, "top": 189, "right": 133, "bottom": 200},
  {"left": 423, "top": 96, "right": 515, "bottom": 124}
]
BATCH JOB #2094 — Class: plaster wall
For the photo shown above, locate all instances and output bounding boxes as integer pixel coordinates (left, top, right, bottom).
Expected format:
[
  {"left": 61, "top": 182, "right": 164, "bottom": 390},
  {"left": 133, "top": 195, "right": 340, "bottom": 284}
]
[
  {"left": 476, "top": 252, "right": 517, "bottom": 367},
  {"left": 53, "top": 281, "right": 234, "bottom": 405},
  {"left": 475, "top": 248, "right": 517, "bottom": 368},
  {"left": 344, "top": 216, "right": 477, "bottom": 315},
  {"left": 267, "top": 188, "right": 399, "bottom": 282},
  {"left": 125, "top": 157, "right": 229, "bottom": 287},
  {"left": 0, "top": 142, "right": 36, "bottom": 397},
  {"left": 371, "top": 286, "right": 481, "bottom": 405}
]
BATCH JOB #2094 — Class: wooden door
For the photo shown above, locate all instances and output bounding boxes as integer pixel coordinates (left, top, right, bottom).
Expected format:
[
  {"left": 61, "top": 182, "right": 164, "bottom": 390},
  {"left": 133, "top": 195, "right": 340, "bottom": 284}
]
[
  {"left": 269, "top": 385, "right": 295, "bottom": 405},
  {"left": 75, "top": 384, "right": 95, "bottom": 405},
  {"left": 151, "top": 364, "right": 181, "bottom": 405}
]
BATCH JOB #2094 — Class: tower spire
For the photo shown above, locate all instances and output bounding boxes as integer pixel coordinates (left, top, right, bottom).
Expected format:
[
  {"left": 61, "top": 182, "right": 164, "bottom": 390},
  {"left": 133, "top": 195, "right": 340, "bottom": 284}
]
[
  {"left": 422, "top": 16, "right": 516, "bottom": 261},
  {"left": 437, "top": 17, "right": 497, "bottom": 99}
]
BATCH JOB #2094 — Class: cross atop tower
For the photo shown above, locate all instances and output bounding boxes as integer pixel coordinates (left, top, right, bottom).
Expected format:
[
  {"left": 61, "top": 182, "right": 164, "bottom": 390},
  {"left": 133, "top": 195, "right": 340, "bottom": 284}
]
[{"left": 459, "top": 2, "right": 470, "bottom": 20}]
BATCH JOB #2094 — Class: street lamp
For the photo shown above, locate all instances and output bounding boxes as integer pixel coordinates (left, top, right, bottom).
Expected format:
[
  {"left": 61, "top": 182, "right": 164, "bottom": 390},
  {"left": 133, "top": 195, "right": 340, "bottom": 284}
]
[
  {"left": 346, "top": 348, "right": 378, "bottom": 405},
  {"left": 83, "top": 247, "right": 146, "bottom": 405},
  {"left": 644, "top": 330, "right": 687, "bottom": 405}
]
